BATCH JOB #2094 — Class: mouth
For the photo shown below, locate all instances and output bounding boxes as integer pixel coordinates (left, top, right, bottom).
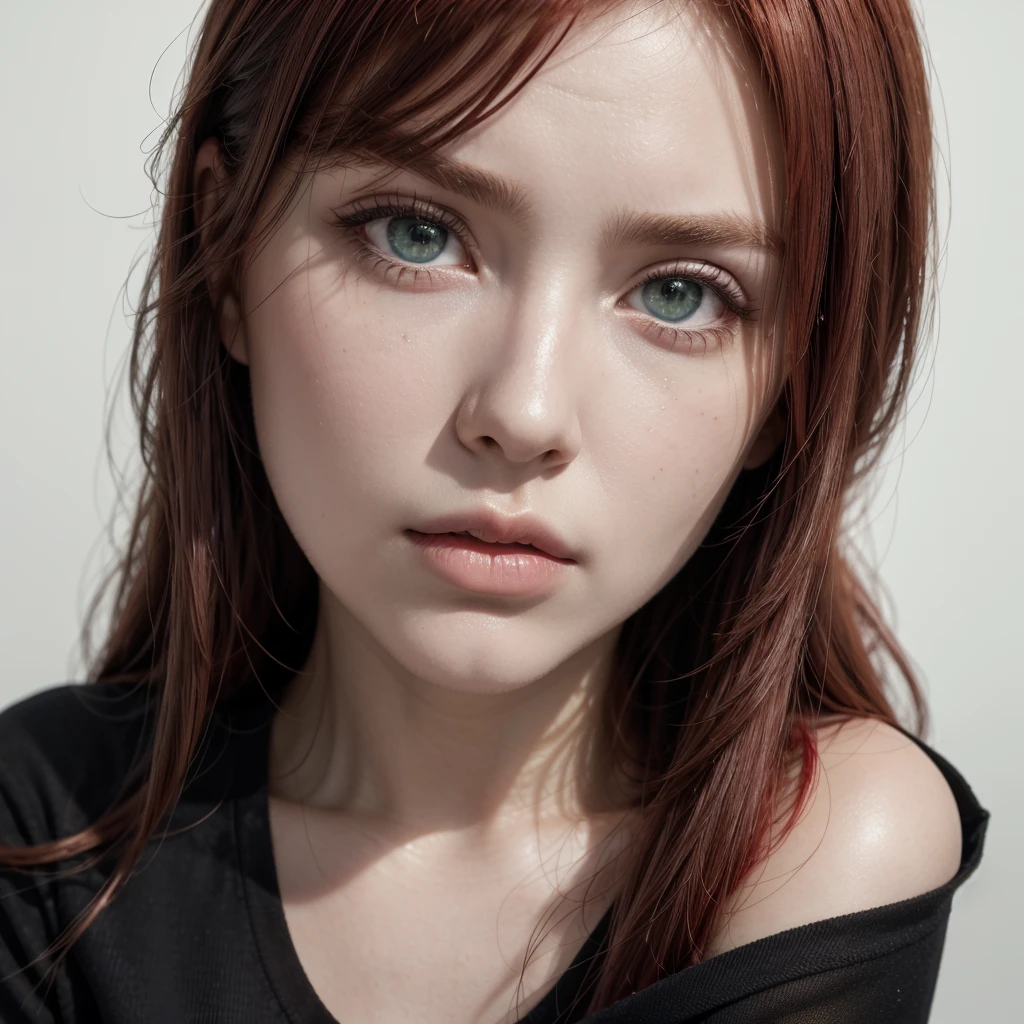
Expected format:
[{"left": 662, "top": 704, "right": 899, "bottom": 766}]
[
  {"left": 405, "top": 530, "right": 575, "bottom": 563},
  {"left": 404, "top": 527, "right": 577, "bottom": 597},
  {"left": 406, "top": 510, "right": 579, "bottom": 563}
]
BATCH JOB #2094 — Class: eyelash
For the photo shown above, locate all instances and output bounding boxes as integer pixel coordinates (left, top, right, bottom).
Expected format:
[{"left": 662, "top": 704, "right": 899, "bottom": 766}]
[
  {"left": 627, "top": 263, "right": 753, "bottom": 353},
  {"left": 331, "top": 193, "right": 757, "bottom": 353}
]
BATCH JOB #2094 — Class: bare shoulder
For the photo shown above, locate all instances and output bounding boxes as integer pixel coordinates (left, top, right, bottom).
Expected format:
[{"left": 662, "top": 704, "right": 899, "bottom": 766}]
[{"left": 704, "top": 716, "right": 962, "bottom": 958}]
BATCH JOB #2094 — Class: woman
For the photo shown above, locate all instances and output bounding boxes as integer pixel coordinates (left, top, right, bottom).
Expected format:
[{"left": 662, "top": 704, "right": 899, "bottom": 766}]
[{"left": 0, "top": 0, "right": 989, "bottom": 1021}]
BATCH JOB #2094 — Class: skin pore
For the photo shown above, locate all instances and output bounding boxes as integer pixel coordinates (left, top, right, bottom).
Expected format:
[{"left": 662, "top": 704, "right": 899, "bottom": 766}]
[{"left": 193, "top": 2, "right": 791, "bottom": 1021}]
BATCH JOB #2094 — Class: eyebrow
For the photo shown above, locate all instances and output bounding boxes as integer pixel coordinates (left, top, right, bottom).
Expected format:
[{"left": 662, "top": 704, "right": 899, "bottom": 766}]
[
  {"left": 393, "top": 150, "right": 536, "bottom": 227},
  {"left": 600, "top": 206, "right": 781, "bottom": 257},
  {"left": 356, "top": 150, "right": 781, "bottom": 257}
]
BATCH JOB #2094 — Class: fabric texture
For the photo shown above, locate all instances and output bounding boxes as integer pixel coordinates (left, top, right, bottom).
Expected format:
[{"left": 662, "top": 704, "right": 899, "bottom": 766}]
[{"left": 0, "top": 679, "right": 990, "bottom": 1023}]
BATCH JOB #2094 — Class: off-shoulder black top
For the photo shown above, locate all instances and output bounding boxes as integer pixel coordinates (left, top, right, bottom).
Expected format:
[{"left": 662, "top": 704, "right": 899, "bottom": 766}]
[{"left": 0, "top": 678, "right": 990, "bottom": 1023}]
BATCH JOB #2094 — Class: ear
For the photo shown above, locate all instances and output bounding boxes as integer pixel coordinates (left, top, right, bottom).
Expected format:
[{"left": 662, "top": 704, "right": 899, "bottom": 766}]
[
  {"left": 743, "top": 398, "right": 786, "bottom": 470},
  {"left": 193, "top": 137, "right": 249, "bottom": 365}
]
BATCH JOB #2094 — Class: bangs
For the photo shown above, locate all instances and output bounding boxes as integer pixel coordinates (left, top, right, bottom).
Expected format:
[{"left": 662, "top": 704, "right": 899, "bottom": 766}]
[{"left": 287, "top": 0, "right": 623, "bottom": 181}]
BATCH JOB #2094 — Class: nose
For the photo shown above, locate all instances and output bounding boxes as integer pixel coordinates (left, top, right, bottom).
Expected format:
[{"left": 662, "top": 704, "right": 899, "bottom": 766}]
[{"left": 453, "top": 275, "right": 585, "bottom": 471}]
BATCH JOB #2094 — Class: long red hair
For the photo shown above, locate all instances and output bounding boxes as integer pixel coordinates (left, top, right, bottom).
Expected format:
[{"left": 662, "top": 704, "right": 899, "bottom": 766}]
[{"left": 1, "top": 0, "right": 936, "bottom": 1012}]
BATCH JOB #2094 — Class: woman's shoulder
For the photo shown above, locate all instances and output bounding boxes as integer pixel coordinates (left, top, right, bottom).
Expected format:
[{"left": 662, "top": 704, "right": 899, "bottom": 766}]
[
  {"left": 0, "top": 681, "right": 155, "bottom": 844},
  {"left": 704, "top": 716, "right": 971, "bottom": 958}
]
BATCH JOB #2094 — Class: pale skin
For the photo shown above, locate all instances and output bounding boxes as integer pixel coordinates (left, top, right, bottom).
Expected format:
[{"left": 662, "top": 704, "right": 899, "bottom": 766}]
[{"left": 193, "top": 3, "right": 962, "bottom": 1023}]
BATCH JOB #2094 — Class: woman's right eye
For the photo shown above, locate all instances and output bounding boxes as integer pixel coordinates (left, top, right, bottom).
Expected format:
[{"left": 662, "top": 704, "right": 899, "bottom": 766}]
[{"left": 362, "top": 215, "right": 471, "bottom": 267}]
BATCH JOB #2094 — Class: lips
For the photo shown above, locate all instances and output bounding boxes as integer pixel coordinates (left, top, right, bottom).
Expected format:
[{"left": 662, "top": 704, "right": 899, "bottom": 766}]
[
  {"left": 408, "top": 509, "right": 579, "bottom": 562},
  {"left": 445, "top": 531, "right": 540, "bottom": 553}
]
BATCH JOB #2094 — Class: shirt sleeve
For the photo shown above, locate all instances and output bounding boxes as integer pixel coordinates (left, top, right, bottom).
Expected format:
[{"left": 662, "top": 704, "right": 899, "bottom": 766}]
[
  {"left": 0, "top": 718, "right": 72, "bottom": 1023},
  {"left": 694, "top": 913, "right": 951, "bottom": 1022},
  {"left": 631, "top": 728, "right": 991, "bottom": 1024},
  {"left": 0, "top": 683, "right": 159, "bottom": 1024}
]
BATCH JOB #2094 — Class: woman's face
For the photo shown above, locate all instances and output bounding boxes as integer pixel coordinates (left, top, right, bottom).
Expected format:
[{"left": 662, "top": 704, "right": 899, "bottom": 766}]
[{"left": 215, "top": 2, "right": 783, "bottom": 697}]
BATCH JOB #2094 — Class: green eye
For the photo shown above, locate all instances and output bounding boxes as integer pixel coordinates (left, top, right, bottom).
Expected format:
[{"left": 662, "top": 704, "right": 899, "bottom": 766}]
[
  {"left": 385, "top": 216, "right": 449, "bottom": 263},
  {"left": 640, "top": 278, "right": 703, "bottom": 322}
]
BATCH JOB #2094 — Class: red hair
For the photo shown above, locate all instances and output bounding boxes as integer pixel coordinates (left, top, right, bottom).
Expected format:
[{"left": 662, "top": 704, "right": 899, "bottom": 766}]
[{"left": 1, "top": 0, "right": 936, "bottom": 1013}]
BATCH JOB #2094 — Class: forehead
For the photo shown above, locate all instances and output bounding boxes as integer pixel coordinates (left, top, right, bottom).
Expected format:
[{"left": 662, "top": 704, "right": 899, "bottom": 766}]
[{"left": 436, "top": 1, "right": 782, "bottom": 237}]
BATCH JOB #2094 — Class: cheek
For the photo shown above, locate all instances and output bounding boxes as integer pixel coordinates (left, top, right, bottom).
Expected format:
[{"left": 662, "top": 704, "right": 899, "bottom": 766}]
[
  {"left": 242, "top": 269, "right": 446, "bottom": 553},
  {"left": 594, "top": 355, "right": 757, "bottom": 575}
]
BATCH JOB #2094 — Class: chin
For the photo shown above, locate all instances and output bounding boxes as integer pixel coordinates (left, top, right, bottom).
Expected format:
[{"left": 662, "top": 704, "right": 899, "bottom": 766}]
[{"left": 381, "top": 605, "right": 599, "bottom": 695}]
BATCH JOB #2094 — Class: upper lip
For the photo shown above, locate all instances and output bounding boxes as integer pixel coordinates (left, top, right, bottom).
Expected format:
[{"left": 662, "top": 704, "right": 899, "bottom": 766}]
[{"left": 409, "top": 509, "right": 579, "bottom": 562}]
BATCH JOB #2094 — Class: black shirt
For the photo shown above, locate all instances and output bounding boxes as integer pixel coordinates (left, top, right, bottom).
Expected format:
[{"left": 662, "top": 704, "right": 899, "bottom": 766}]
[{"left": 0, "top": 679, "right": 990, "bottom": 1023}]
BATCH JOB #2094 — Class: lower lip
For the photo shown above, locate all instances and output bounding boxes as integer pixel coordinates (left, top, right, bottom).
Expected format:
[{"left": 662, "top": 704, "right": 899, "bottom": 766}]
[{"left": 405, "top": 530, "right": 576, "bottom": 597}]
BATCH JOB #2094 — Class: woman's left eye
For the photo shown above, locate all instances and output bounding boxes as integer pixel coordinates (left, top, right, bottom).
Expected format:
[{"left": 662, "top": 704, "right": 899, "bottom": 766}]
[
  {"left": 362, "top": 214, "right": 470, "bottom": 267},
  {"left": 624, "top": 274, "right": 727, "bottom": 329}
]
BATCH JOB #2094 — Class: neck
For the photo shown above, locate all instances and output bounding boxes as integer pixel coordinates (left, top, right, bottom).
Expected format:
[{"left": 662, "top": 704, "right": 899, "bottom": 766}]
[{"left": 267, "top": 585, "right": 636, "bottom": 844}]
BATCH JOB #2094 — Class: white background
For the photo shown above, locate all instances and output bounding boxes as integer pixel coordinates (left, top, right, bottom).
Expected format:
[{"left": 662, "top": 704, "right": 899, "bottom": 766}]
[{"left": 0, "top": 1, "right": 1018, "bottom": 1018}]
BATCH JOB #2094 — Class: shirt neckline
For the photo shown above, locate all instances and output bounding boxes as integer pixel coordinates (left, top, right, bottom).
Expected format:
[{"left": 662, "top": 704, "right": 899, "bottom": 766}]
[
  {"left": 228, "top": 680, "right": 613, "bottom": 1024},
  {"left": 216, "top": 681, "right": 989, "bottom": 1022}
]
